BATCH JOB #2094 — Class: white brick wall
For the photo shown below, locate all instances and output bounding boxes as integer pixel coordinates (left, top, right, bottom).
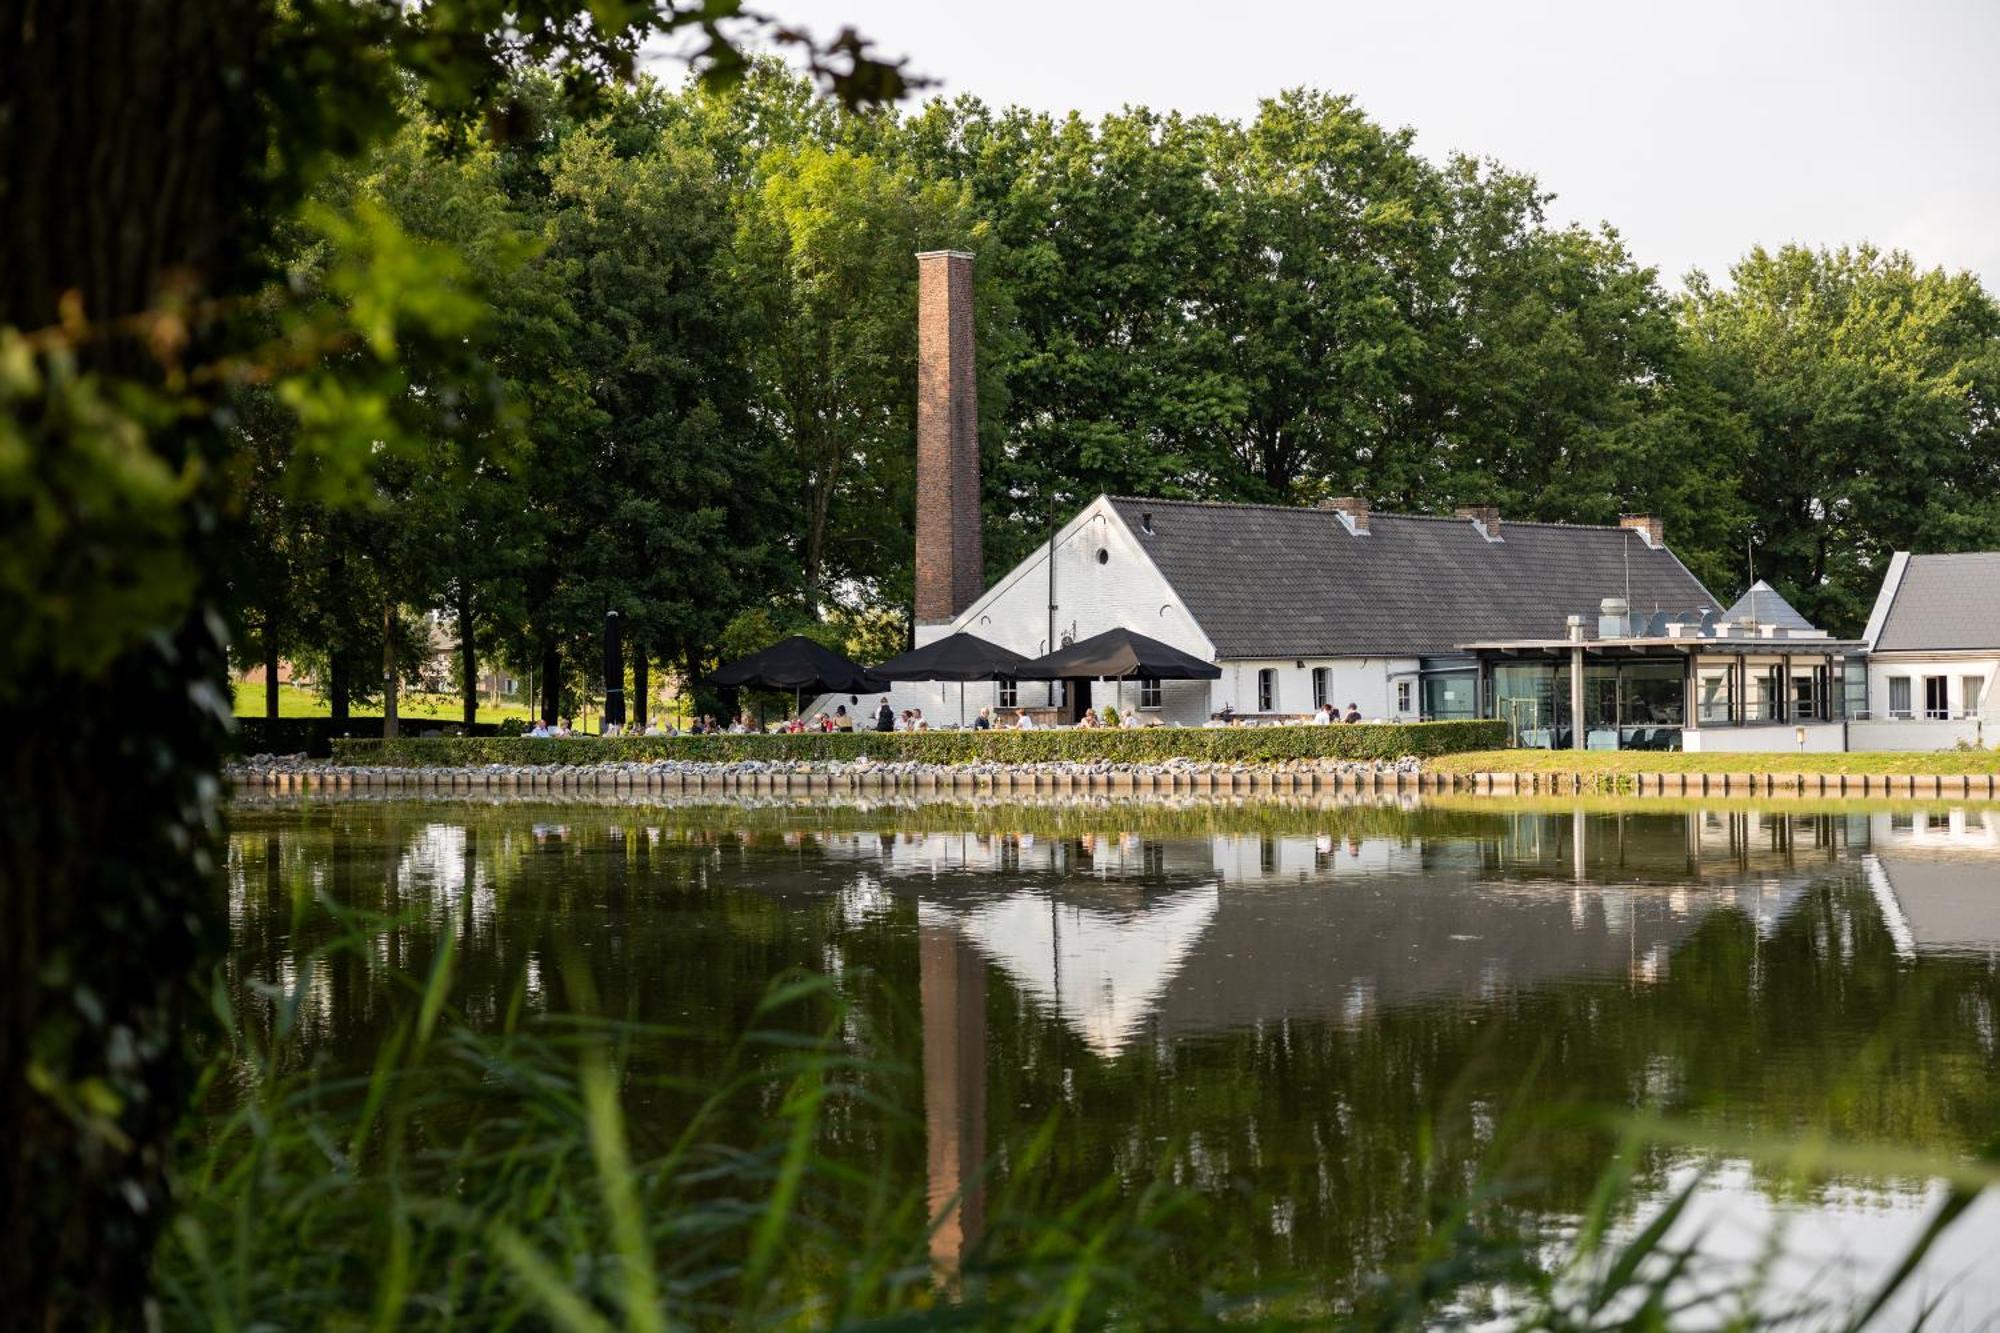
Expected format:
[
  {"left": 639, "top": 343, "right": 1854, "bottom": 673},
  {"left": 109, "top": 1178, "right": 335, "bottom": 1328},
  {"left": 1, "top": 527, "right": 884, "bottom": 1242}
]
[{"left": 808, "top": 497, "right": 1424, "bottom": 728}]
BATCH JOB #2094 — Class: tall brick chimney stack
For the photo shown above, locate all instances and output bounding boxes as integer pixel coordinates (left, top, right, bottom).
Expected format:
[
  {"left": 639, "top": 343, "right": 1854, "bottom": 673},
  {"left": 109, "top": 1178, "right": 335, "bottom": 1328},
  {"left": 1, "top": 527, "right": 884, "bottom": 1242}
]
[{"left": 914, "top": 250, "right": 982, "bottom": 629}]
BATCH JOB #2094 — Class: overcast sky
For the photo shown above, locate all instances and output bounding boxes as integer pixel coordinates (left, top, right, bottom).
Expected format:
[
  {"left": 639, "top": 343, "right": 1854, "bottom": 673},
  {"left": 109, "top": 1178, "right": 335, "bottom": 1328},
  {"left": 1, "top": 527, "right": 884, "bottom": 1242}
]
[{"left": 761, "top": 0, "right": 1999, "bottom": 289}]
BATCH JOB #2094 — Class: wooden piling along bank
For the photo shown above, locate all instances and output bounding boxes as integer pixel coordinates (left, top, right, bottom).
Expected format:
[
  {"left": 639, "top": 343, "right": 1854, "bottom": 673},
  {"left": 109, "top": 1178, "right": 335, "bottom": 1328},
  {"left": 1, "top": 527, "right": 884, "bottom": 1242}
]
[{"left": 230, "top": 767, "right": 2000, "bottom": 799}]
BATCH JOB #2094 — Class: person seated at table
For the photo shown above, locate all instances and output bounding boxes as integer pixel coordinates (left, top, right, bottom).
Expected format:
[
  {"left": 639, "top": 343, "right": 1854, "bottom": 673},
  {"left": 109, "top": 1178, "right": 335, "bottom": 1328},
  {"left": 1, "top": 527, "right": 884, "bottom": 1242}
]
[
  {"left": 833, "top": 704, "right": 854, "bottom": 731},
  {"left": 1015, "top": 709, "right": 1036, "bottom": 730},
  {"left": 528, "top": 719, "right": 552, "bottom": 737},
  {"left": 643, "top": 719, "right": 666, "bottom": 736},
  {"left": 1075, "top": 709, "right": 1100, "bottom": 729},
  {"left": 1343, "top": 702, "right": 1362, "bottom": 724},
  {"left": 973, "top": 706, "right": 992, "bottom": 731},
  {"left": 1313, "top": 702, "right": 1335, "bottom": 725}
]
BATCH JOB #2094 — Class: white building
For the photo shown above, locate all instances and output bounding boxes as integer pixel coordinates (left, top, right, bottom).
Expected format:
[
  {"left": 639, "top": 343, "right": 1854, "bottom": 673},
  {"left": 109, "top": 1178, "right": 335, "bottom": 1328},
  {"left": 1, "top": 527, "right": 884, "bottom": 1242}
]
[{"left": 1853, "top": 552, "right": 2000, "bottom": 751}]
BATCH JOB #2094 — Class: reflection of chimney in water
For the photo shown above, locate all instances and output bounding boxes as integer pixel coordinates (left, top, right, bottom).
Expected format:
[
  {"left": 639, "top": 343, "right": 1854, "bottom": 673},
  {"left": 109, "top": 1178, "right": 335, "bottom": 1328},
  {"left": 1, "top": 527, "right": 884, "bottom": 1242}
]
[{"left": 920, "top": 922, "right": 987, "bottom": 1282}]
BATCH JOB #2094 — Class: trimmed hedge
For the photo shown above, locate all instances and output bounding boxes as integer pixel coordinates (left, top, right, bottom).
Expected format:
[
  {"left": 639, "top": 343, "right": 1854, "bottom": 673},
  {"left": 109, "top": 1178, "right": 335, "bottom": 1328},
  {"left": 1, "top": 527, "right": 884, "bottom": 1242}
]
[
  {"left": 329, "top": 720, "right": 1508, "bottom": 768},
  {"left": 232, "top": 716, "right": 506, "bottom": 758}
]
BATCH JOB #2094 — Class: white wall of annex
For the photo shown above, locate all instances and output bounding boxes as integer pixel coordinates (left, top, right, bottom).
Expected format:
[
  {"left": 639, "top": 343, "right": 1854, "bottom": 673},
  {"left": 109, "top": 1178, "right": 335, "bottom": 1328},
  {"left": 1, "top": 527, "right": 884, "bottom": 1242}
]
[
  {"left": 1210, "top": 658, "right": 1420, "bottom": 721},
  {"left": 1865, "top": 655, "right": 2000, "bottom": 721}
]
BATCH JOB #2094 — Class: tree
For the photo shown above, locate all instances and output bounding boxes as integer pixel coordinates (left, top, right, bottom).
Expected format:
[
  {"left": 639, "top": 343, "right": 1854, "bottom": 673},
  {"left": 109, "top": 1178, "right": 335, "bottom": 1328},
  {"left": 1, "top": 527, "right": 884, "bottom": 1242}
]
[
  {"left": 0, "top": 4, "right": 909, "bottom": 1324},
  {"left": 1680, "top": 245, "right": 2000, "bottom": 633},
  {"left": 736, "top": 139, "right": 992, "bottom": 616}
]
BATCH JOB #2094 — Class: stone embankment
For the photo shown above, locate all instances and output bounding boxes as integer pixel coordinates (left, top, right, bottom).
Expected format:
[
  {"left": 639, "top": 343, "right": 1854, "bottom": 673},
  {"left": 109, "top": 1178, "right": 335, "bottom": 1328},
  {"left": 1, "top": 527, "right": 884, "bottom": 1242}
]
[
  {"left": 227, "top": 753, "right": 2000, "bottom": 799},
  {"left": 228, "top": 753, "right": 1429, "bottom": 796}
]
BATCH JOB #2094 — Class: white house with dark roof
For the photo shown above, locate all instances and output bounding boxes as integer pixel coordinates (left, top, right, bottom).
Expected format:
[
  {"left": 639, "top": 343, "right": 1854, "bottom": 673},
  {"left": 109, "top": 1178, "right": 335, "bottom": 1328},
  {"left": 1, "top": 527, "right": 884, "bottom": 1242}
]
[{"left": 1851, "top": 552, "right": 2000, "bottom": 750}]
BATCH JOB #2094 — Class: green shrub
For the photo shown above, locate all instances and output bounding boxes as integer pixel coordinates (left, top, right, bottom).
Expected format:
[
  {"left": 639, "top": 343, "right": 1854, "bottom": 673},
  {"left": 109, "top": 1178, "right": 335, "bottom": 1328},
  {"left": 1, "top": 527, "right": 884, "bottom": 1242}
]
[{"left": 329, "top": 720, "right": 1509, "bottom": 767}]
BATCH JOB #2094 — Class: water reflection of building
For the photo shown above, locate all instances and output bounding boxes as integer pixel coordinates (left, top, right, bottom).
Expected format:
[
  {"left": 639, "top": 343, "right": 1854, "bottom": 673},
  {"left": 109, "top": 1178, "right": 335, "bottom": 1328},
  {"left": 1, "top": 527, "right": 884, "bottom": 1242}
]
[
  {"left": 889, "top": 810, "right": 1929, "bottom": 1062},
  {"left": 1861, "top": 809, "right": 2000, "bottom": 957}
]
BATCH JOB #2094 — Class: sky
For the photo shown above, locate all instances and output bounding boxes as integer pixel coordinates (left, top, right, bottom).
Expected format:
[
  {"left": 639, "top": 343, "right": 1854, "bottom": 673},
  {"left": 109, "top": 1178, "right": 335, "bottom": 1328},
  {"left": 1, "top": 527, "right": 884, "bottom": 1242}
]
[{"left": 754, "top": 0, "right": 2000, "bottom": 289}]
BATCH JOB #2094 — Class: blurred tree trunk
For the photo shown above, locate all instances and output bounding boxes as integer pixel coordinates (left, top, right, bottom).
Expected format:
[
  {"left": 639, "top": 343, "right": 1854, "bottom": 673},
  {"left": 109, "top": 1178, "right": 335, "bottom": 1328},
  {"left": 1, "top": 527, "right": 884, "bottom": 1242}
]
[
  {"left": 633, "top": 644, "right": 649, "bottom": 729},
  {"left": 0, "top": 1, "right": 265, "bottom": 1326},
  {"left": 382, "top": 604, "right": 399, "bottom": 738},
  {"left": 264, "top": 610, "right": 281, "bottom": 720},
  {"left": 458, "top": 585, "right": 478, "bottom": 728},
  {"left": 540, "top": 642, "right": 561, "bottom": 725}
]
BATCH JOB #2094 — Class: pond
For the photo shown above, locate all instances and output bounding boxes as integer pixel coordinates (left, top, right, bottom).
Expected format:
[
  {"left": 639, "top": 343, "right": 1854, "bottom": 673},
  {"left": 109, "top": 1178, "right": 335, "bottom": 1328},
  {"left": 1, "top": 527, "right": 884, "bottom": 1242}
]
[{"left": 209, "top": 794, "right": 2000, "bottom": 1325}]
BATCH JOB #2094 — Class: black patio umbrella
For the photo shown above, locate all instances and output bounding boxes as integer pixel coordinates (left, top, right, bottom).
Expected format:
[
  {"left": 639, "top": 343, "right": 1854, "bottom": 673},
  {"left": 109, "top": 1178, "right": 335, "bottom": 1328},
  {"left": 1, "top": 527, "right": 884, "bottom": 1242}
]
[
  {"left": 869, "top": 632, "right": 1030, "bottom": 725},
  {"left": 1013, "top": 627, "right": 1221, "bottom": 681},
  {"left": 707, "top": 636, "right": 884, "bottom": 718}
]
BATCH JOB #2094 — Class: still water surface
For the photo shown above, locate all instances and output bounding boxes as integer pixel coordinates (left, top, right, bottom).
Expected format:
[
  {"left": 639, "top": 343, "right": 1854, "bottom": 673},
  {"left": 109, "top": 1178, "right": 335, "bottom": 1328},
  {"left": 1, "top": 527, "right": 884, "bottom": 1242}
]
[{"left": 222, "top": 795, "right": 2000, "bottom": 1321}]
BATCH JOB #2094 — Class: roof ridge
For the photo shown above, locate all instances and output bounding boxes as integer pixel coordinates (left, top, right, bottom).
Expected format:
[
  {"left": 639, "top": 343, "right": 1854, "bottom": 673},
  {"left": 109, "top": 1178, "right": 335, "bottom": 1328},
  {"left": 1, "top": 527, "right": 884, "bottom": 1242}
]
[{"left": 1108, "top": 495, "right": 1648, "bottom": 534}]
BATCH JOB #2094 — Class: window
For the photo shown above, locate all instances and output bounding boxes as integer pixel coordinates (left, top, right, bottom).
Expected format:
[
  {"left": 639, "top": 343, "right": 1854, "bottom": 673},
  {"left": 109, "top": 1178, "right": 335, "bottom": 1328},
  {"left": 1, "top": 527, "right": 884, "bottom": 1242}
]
[
  {"left": 1050, "top": 680, "right": 1066, "bottom": 709},
  {"left": 1311, "top": 666, "right": 1330, "bottom": 710},
  {"left": 1257, "top": 668, "right": 1276, "bottom": 712},
  {"left": 998, "top": 678, "right": 1018, "bottom": 708},
  {"left": 1791, "top": 671, "right": 1821, "bottom": 722},
  {"left": 1697, "top": 664, "right": 1734, "bottom": 724},
  {"left": 1396, "top": 680, "right": 1412, "bottom": 714},
  {"left": 1139, "top": 676, "right": 1161, "bottom": 709},
  {"left": 1964, "top": 676, "right": 1985, "bottom": 718},
  {"left": 1924, "top": 675, "right": 1948, "bottom": 720},
  {"left": 1888, "top": 677, "right": 1912, "bottom": 719}
]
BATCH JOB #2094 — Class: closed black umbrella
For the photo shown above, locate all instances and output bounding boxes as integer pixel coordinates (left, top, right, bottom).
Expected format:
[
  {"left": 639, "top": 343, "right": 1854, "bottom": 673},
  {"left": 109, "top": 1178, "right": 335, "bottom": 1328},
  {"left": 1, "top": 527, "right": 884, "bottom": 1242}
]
[
  {"left": 870, "top": 632, "right": 1029, "bottom": 726},
  {"left": 707, "top": 635, "right": 884, "bottom": 717},
  {"left": 1012, "top": 627, "right": 1220, "bottom": 681}
]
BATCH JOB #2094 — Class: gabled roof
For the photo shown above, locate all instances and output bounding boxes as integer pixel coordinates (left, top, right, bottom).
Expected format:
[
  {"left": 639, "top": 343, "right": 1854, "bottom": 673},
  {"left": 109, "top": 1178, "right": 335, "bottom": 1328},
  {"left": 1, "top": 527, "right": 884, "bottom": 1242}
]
[
  {"left": 1105, "top": 497, "right": 1721, "bottom": 658},
  {"left": 1720, "top": 580, "right": 1819, "bottom": 633},
  {"left": 1870, "top": 552, "right": 2000, "bottom": 652}
]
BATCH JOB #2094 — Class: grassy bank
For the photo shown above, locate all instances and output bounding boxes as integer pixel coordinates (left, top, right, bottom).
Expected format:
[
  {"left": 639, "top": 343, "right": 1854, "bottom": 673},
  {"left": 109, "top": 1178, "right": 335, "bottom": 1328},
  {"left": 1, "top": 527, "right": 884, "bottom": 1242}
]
[
  {"left": 329, "top": 720, "right": 1509, "bottom": 767},
  {"left": 232, "top": 681, "right": 535, "bottom": 724},
  {"left": 1429, "top": 748, "right": 2000, "bottom": 776}
]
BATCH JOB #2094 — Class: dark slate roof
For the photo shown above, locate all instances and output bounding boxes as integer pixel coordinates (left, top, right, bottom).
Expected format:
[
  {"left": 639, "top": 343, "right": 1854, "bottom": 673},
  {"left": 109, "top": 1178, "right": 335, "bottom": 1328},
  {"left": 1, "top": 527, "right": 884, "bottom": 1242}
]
[
  {"left": 1875, "top": 553, "right": 2000, "bottom": 652},
  {"left": 1720, "top": 580, "right": 1819, "bottom": 633},
  {"left": 1107, "top": 497, "right": 1721, "bottom": 658}
]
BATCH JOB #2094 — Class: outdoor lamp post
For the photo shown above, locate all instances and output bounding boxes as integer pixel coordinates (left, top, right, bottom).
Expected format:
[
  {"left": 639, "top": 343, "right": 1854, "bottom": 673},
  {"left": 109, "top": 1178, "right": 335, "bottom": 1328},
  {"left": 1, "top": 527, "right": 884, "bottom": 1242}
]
[{"left": 1795, "top": 724, "right": 1807, "bottom": 752}]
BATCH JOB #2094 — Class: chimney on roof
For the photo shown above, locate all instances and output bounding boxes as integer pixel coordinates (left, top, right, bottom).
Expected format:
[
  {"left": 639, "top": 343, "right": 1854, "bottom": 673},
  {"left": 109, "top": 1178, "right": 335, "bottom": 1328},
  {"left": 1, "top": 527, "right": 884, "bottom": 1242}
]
[
  {"left": 914, "top": 250, "right": 982, "bottom": 625},
  {"left": 1455, "top": 504, "right": 1502, "bottom": 541},
  {"left": 1619, "top": 514, "right": 1664, "bottom": 549},
  {"left": 1319, "top": 495, "right": 1370, "bottom": 536}
]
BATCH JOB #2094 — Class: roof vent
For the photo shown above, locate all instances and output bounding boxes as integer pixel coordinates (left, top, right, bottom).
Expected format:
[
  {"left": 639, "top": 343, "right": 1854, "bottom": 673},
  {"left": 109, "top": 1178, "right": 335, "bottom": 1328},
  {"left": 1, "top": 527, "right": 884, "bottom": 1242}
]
[
  {"left": 1598, "top": 597, "right": 1630, "bottom": 640},
  {"left": 1320, "top": 495, "right": 1370, "bottom": 536},
  {"left": 1454, "top": 505, "right": 1502, "bottom": 541},
  {"left": 1140, "top": 511, "right": 1154, "bottom": 535}
]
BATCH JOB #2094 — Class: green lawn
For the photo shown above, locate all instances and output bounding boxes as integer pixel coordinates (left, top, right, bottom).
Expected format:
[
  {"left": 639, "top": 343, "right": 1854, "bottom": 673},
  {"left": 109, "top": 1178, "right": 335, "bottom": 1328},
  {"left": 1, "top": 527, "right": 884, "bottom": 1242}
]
[
  {"left": 233, "top": 681, "right": 536, "bottom": 724},
  {"left": 1428, "top": 748, "right": 2000, "bottom": 776}
]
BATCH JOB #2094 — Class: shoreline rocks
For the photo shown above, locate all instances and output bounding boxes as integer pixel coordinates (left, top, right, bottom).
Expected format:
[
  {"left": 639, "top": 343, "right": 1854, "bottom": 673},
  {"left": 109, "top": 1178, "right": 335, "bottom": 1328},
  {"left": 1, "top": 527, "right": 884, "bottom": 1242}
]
[{"left": 227, "top": 752, "right": 1427, "bottom": 785}]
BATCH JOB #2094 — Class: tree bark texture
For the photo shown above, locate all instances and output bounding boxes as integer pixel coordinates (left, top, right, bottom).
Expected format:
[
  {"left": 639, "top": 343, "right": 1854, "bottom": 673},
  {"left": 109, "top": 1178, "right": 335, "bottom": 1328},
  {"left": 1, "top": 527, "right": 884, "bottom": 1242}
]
[{"left": 0, "top": 1, "right": 268, "bottom": 1326}]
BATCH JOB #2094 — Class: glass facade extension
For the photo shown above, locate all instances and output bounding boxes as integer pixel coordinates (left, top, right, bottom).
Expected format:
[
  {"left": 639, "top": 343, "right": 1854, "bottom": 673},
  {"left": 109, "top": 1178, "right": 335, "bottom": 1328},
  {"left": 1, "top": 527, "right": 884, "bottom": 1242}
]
[
  {"left": 1493, "top": 658, "right": 1686, "bottom": 750},
  {"left": 1481, "top": 645, "right": 1859, "bottom": 750}
]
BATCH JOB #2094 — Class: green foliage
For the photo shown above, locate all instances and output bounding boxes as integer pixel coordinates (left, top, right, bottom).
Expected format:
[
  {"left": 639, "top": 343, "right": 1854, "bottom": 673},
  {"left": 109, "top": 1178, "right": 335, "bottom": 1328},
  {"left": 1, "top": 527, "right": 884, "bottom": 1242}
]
[
  {"left": 1680, "top": 244, "right": 2000, "bottom": 635},
  {"left": 330, "top": 719, "right": 1508, "bottom": 766}
]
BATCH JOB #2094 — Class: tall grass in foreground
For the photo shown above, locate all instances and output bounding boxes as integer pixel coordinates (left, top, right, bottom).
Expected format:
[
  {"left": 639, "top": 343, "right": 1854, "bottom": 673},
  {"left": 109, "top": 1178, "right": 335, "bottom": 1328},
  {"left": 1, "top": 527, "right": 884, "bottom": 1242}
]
[{"left": 156, "top": 901, "right": 1997, "bottom": 1330}]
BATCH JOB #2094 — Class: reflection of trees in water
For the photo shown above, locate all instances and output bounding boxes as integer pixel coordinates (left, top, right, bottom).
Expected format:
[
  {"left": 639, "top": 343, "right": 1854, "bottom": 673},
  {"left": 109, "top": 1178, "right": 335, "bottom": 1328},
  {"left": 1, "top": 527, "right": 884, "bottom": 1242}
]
[{"left": 218, "top": 800, "right": 2000, "bottom": 1304}]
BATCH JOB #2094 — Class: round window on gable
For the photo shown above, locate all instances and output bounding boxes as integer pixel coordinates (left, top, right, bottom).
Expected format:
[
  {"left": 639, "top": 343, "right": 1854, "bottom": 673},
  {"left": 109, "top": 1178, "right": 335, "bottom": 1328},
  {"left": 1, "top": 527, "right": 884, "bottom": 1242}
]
[{"left": 1096, "top": 548, "right": 1109, "bottom": 565}]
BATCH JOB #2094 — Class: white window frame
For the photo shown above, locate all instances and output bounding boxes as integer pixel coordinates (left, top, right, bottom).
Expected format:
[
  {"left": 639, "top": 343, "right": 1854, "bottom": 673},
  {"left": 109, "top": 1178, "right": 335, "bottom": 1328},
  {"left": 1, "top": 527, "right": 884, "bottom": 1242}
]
[
  {"left": 1257, "top": 668, "right": 1276, "bottom": 712},
  {"left": 1396, "top": 680, "right": 1412, "bottom": 714},
  {"left": 1311, "top": 666, "right": 1330, "bottom": 710},
  {"left": 998, "top": 678, "right": 1018, "bottom": 708},
  {"left": 1962, "top": 675, "right": 1984, "bottom": 719},
  {"left": 1887, "top": 676, "right": 1912, "bottom": 719},
  {"left": 1139, "top": 677, "right": 1162, "bottom": 709}
]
